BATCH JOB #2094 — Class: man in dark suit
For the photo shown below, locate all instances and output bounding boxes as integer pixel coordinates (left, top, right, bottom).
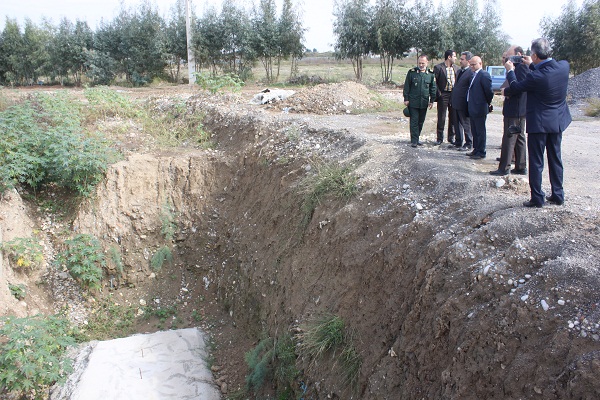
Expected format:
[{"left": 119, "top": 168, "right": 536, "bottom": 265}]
[
  {"left": 503, "top": 37, "right": 572, "bottom": 208},
  {"left": 434, "top": 50, "right": 460, "bottom": 145},
  {"left": 466, "top": 56, "right": 494, "bottom": 159},
  {"left": 489, "top": 45, "right": 529, "bottom": 176},
  {"left": 451, "top": 51, "right": 474, "bottom": 150}
]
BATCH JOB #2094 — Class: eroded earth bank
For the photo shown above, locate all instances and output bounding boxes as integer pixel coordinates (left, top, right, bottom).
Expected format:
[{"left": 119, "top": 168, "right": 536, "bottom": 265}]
[{"left": 2, "top": 89, "right": 600, "bottom": 399}]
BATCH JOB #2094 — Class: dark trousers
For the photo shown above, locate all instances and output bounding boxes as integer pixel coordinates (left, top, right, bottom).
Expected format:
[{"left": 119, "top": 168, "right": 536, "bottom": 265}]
[
  {"left": 527, "top": 132, "right": 564, "bottom": 205},
  {"left": 436, "top": 91, "right": 454, "bottom": 142},
  {"left": 409, "top": 107, "right": 428, "bottom": 144},
  {"left": 470, "top": 115, "right": 487, "bottom": 156},
  {"left": 498, "top": 117, "right": 526, "bottom": 171},
  {"left": 453, "top": 108, "right": 471, "bottom": 147}
]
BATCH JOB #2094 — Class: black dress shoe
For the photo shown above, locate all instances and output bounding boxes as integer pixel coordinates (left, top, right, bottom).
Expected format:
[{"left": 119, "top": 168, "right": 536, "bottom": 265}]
[
  {"left": 458, "top": 145, "right": 471, "bottom": 151},
  {"left": 523, "top": 200, "right": 543, "bottom": 208},
  {"left": 411, "top": 143, "right": 418, "bottom": 148},
  {"left": 469, "top": 154, "right": 486, "bottom": 159},
  {"left": 417, "top": 142, "right": 424, "bottom": 146},
  {"left": 496, "top": 157, "right": 501, "bottom": 161},
  {"left": 511, "top": 168, "right": 527, "bottom": 175},
  {"left": 465, "top": 151, "right": 474, "bottom": 156},
  {"left": 546, "top": 195, "right": 564, "bottom": 205},
  {"left": 489, "top": 169, "right": 509, "bottom": 176},
  {"left": 435, "top": 140, "right": 443, "bottom": 145}
]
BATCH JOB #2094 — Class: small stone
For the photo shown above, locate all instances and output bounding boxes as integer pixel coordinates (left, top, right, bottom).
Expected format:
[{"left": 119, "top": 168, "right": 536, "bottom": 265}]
[
  {"left": 483, "top": 265, "right": 491, "bottom": 275},
  {"left": 525, "top": 274, "right": 532, "bottom": 279},
  {"left": 520, "top": 294, "right": 529, "bottom": 301},
  {"left": 558, "top": 299, "right": 566, "bottom": 306},
  {"left": 540, "top": 300, "right": 549, "bottom": 311},
  {"left": 149, "top": 273, "right": 156, "bottom": 279},
  {"left": 139, "top": 299, "right": 147, "bottom": 306},
  {"left": 220, "top": 382, "right": 228, "bottom": 394},
  {"left": 568, "top": 321, "right": 575, "bottom": 329},
  {"left": 416, "top": 203, "right": 423, "bottom": 210},
  {"left": 402, "top": 184, "right": 410, "bottom": 190},
  {"left": 507, "top": 279, "right": 513, "bottom": 286},
  {"left": 495, "top": 178, "right": 506, "bottom": 188}
]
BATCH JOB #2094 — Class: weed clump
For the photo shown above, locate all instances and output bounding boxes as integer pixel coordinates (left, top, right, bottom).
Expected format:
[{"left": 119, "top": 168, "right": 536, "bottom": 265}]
[
  {"left": 299, "top": 162, "right": 359, "bottom": 225},
  {"left": 1, "top": 237, "right": 44, "bottom": 270}
]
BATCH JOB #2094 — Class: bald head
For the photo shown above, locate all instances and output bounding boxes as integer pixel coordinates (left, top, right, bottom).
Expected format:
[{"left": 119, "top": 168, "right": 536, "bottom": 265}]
[{"left": 469, "top": 56, "right": 482, "bottom": 72}]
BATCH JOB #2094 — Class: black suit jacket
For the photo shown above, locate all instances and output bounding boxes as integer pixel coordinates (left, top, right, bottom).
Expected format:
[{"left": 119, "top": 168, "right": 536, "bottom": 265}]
[
  {"left": 504, "top": 59, "right": 572, "bottom": 133},
  {"left": 502, "top": 62, "right": 529, "bottom": 118},
  {"left": 434, "top": 62, "right": 460, "bottom": 99},
  {"left": 450, "top": 68, "right": 473, "bottom": 111},
  {"left": 467, "top": 69, "right": 494, "bottom": 118}
]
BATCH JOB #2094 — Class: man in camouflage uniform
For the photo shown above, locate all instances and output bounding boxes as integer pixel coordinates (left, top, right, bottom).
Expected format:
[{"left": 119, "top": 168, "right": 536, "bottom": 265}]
[{"left": 403, "top": 55, "right": 437, "bottom": 148}]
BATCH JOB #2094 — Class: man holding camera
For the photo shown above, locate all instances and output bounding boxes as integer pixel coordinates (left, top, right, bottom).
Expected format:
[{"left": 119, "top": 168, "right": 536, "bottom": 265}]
[
  {"left": 489, "top": 46, "right": 529, "bottom": 176},
  {"left": 503, "top": 38, "right": 572, "bottom": 208}
]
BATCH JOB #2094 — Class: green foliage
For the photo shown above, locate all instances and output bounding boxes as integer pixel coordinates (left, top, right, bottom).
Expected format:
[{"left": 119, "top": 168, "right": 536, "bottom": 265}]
[
  {"left": 139, "top": 99, "right": 212, "bottom": 148},
  {"left": 55, "top": 234, "right": 105, "bottom": 290},
  {"left": 298, "top": 314, "right": 345, "bottom": 360},
  {"left": 194, "top": 72, "right": 245, "bottom": 94},
  {"left": 542, "top": 0, "right": 600, "bottom": 75},
  {"left": 160, "top": 202, "right": 177, "bottom": 241},
  {"left": 8, "top": 283, "right": 26, "bottom": 300},
  {"left": 297, "top": 314, "right": 362, "bottom": 389},
  {"left": 244, "top": 334, "right": 299, "bottom": 395},
  {"left": 75, "top": 296, "right": 137, "bottom": 341},
  {"left": 585, "top": 98, "right": 600, "bottom": 117},
  {"left": 108, "top": 246, "right": 124, "bottom": 274},
  {"left": 84, "top": 86, "right": 142, "bottom": 119},
  {"left": 0, "top": 314, "right": 76, "bottom": 399},
  {"left": 1, "top": 237, "right": 44, "bottom": 270},
  {"left": 0, "top": 92, "right": 117, "bottom": 196},
  {"left": 300, "top": 162, "right": 359, "bottom": 225},
  {"left": 150, "top": 246, "right": 173, "bottom": 272}
]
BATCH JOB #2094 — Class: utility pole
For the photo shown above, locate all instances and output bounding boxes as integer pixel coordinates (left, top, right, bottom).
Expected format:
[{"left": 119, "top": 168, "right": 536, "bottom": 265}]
[{"left": 186, "top": 0, "right": 196, "bottom": 86}]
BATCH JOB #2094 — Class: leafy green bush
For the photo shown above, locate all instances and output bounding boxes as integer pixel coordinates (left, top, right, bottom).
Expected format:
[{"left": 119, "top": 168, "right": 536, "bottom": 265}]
[
  {"left": 54, "top": 234, "right": 105, "bottom": 290},
  {"left": 299, "top": 162, "right": 359, "bottom": 225},
  {"left": 0, "top": 92, "right": 118, "bottom": 196},
  {"left": 150, "top": 246, "right": 173, "bottom": 272},
  {"left": 1, "top": 237, "right": 44, "bottom": 270},
  {"left": 108, "top": 246, "right": 124, "bottom": 275},
  {"left": 75, "top": 296, "right": 137, "bottom": 341},
  {"left": 0, "top": 314, "right": 75, "bottom": 399},
  {"left": 194, "top": 72, "right": 244, "bottom": 94}
]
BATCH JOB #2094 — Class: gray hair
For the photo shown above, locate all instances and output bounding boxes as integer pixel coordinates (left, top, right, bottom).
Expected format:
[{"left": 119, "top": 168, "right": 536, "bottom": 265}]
[
  {"left": 461, "top": 51, "right": 473, "bottom": 60},
  {"left": 531, "top": 38, "right": 552, "bottom": 59}
]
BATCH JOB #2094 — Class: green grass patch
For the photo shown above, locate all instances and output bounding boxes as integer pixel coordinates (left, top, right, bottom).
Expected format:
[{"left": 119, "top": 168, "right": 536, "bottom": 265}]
[
  {"left": 299, "top": 161, "right": 359, "bottom": 226},
  {"left": 150, "top": 246, "right": 173, "bottom": 272},
  {"left": 297, "top": 314, "right": 362, "bottom": 389},
  {"left": 75, "top": 295, "right": 138, "bottom": 341}
]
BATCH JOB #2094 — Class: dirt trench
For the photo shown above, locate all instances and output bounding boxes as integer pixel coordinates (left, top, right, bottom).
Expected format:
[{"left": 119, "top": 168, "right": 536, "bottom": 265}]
[
  {"left": 66, "top": 94, "right": 600, "bottom": 399},
  {"left": 2, "top": 90, "right": 599, "bottom": 399}
]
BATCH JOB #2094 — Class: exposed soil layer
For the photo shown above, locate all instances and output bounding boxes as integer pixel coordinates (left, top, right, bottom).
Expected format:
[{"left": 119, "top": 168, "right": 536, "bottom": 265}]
[{"left": 1, "top": 83, "right": 600, "bottom": 399}]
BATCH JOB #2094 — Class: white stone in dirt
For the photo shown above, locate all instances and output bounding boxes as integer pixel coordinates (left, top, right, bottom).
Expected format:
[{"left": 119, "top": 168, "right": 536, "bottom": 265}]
[
  {"left": 540, "top": 299, "right": 549, "bottom": 311},
  {"left": 558, "top": 299, "right": 566, "bottom": 306},
  {"left": 520, "top": 294, "right": 529, "bottom": 301},
  {"left": 495, "top": 179, "right": 506, "bottom": 188},
  {"left": 416, "top": 203, "right": 423, "bottom": 210}
]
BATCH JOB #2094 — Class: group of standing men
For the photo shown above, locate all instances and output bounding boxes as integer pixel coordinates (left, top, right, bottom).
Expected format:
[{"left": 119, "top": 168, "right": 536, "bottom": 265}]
[
  {"left": 402, "top": 38, "right": 572, "bottom": 208},
  {"left": 403, "top": 50, "right": 493, "bottom": 159}
]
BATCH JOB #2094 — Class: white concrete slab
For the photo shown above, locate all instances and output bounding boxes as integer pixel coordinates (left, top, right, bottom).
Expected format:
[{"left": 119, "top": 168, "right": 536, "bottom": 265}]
[{"left": 51, "top": 328, "right": 221, "bottom": 400}]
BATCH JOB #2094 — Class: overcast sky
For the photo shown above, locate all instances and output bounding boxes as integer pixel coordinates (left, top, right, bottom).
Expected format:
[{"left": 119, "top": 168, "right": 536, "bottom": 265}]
[{"left": 0, "top": 0, "right": 582, "bottom": 53}]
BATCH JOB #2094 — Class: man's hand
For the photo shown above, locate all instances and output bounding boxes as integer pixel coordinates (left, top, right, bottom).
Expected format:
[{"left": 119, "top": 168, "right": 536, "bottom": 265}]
[
  {"left": 404, "top": 101, "right": 409, "bottom": 106},
  {"left": 522, "top": 55, "right": 533, "bottom": 66},
  {"left": 504, "top": 60, "right": 514, "bottom": 72},
  {"left": 428, "top": 103, "right": 433, "bottom": 110}
]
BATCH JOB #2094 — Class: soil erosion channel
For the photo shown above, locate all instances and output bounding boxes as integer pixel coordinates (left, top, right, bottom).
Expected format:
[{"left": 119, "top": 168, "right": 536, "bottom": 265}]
[{"left": 3, "top": 86, "right": 600, "bottom": 399}]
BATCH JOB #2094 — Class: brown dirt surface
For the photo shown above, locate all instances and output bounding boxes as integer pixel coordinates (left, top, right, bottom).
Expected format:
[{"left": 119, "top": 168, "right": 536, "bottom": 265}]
[{"left": 1, "top": 82, "right": 600, "bottom": 400}]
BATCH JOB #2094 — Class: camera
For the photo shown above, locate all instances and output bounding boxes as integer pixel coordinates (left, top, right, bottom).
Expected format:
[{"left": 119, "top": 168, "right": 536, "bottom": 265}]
[{"left": 509, "top": 55, "right": 523, "bottom": 64}]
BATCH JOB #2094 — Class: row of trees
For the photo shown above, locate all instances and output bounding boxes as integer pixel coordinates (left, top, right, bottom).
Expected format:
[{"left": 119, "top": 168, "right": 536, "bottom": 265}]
[
  {"left": 542, "top": 0, "right": 600, "bottom": 75},
  {"left": 0, "top": 0, "right": 304, "bottom": 86},
  {"left": 334, "top": 0, "right": 509, "bottom": 82}
]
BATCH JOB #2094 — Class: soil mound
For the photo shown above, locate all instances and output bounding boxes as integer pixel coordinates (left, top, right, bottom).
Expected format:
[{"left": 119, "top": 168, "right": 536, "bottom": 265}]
[{"left": 277, "top": 81, "right": 382, "bottom": 114}]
